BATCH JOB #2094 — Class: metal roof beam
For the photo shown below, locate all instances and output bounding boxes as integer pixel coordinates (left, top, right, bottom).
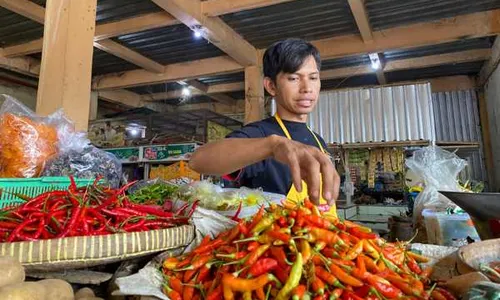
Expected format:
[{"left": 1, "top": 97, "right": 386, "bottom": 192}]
[
  {"left": 97, "top": 90, "right": 143, "bottom": 107},
  {"left": 151, "top": 0, "right": 258, "bottom": 66},
  {"left": 140, "top": 82, "right": 244, "bottom": 101}
]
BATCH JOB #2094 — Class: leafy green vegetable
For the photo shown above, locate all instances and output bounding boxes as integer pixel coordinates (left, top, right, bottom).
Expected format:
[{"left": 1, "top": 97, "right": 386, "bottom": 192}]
[{"left": 129, "top": 183, "right": 179, "bottom": 205}]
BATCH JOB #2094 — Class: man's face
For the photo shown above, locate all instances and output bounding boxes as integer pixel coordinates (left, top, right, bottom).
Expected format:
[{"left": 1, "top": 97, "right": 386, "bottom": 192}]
[{"left": 266, "top": 55, "right": 321, "bottom": 115}]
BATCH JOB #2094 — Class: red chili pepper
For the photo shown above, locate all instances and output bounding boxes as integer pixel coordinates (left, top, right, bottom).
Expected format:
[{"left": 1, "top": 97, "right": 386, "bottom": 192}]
[
  {"left": 312, "top": 276, "right": 326, "bottom": 295},
  {"left": 231, "top": 201, "right": 243, "bottom": 221},
  {"left": 238, "top": 221, "right": 249, "bottom": 236},
  {"left": 7, "top": 218, "right": 37, "bottom": 242},
  {"left": 247, "top": 241, "right": 260, "bottom": 252},
  {"left": 248, "top": 205, "right": 265, "bottom": 232},
  {"left": 354, "top": 285, "right": 371, "bottom": 298},
  {"left": 341, "top": 290, "right": 364, "bottom": 300},
  {"left": 292, "top": 285, "right": 307, "bottom": 300},
  {"left": 348, "top": 227, "right": 377, "bottom": 239},
  {"left": 249, "top": 258, "right": 278, "bottom": 277},
  {"left": 183, "top": 280, "right": 195, "bottom": 300},
  {"left": 126, "top": 203, "right": 174, "bottom": 218},
  {"left": 57, "top": 204, "right": 82, "bottom": 238},
  {"left": 206, "top": 285, "right": 223, "bottom": 300},
  {"left": 123, "top": 218, "right": 146, "bottom": 231},
  {"left": 365, "top": 272, "right": 402, "bottom": 299},
  {"left": 274, "top": 265, "right": 290, "bottom": 284},
  {"left": 266, "top": 229, "right": 291, "bottom": 243},
  {"left": 433, "top": 288, "right": 457, "bottom": 300},
  {"left": 193, "top": 238, "right": 225, "bottom": 255},
  {"left": 269, "top": 246, "right": 291, "bottom": 268},
  {"left": 406, "top": 254, "right": 422, "bottom": 274}
]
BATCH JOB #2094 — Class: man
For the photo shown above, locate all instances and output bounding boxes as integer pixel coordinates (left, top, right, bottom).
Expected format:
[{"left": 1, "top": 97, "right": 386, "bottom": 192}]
[{"left": 189, "top": 39, "right": 340, "bottom": 206}]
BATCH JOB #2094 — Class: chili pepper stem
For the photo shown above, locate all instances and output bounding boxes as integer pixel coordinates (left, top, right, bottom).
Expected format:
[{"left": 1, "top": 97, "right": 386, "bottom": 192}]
[{"left": 480, "top": 264, "right": 500, "bottom": 280}]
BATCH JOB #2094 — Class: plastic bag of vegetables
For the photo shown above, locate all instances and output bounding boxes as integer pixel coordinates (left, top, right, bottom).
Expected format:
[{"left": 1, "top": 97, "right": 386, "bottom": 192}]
[{"left": 0, "top": 95, "right": 59, "bottom": 178}]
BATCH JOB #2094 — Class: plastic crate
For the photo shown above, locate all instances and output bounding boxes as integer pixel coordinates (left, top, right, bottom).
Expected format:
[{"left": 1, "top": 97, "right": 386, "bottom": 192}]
[
  {"left": 0, "top": 177, "right": 94, "bottom": 209},
  {"left": 422, "top": 209, "right": 481, "bottom": 246}
]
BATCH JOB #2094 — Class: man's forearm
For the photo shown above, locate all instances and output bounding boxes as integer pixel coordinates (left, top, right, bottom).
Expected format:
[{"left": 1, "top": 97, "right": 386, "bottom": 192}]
[{"left": 189, "top": 136, "right": 277, "bottom": 176}]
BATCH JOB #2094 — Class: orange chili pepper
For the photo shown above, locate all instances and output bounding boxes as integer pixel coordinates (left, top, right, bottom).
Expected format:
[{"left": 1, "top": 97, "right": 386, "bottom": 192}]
[
  {"left": 291, "top": 284, "right": 307, "bottom": 300},
  {"left": 386, "top": 275, "right": 424, "bottom": 298},
  {"left": 329, "top": 263, "right": 363, "bottom": 287},
  {"left": 344, "top": 240, "right": 363, "bottom": 260},
  {"left": 363, "top": 240, "right": 380, "bottom": 259},
  {"left": 312, "top": 276, "right": 326, "bottom": 295},
  {"left": 256, "top": 287, "right": 266, "bottom": 300},
  {"left": 365, "top": 272, "right": 403, "bottom": 299},
  {"left": 300, "top": 239, "right": 312, "bottom": 263},
  {"left": 407, "top": 251, "right": 430, "bottom": 263},
  {"left": 315, "top": 266, "right": 344, "bottom": 288},
  {"left": 363, "top": 256, "right": 380, "bottom": 273}
]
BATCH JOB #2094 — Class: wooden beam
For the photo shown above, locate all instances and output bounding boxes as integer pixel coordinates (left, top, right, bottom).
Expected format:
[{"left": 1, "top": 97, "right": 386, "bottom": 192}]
[
  {"left": 141, "top": 82, "right": 244, "bottom": 101},
  {"left": 97, "top": 90, "right": 143, "bottom": 107},
  {"left": 181, "top": 79, "right": 235, "bottom": 105},
  {"left": 478, "top": 36, "right": 500, "bottom": 86},
  {"left": 477, "top": 90, "right": 495, "bottom": 188},
  {"left": 202, "top": 0, "right": 294, "bottom": 16},
  {"left": 373, "top": 53, "right": 386, "bottom": 84},
  {"left": 93, "top": 56, "right": 243, "bottom": 90},
  {"left": 0, "top": 0, "right": 45, "bottom": 24},
  {"left": 0, "top": 49, "right": 40, "bottom": 76},
  {"left": 174, "top": 99, "right": 245, "bottom": 114},
  {"left": 429, "top": 75, "right": 477, "bottom": 93},
  {"left": 313, "top": 9, "right": 500, "bottom": 60},
  {"left": 3, "top": 12, "right": 179, "bottom": 58},
  {"left": 94, "top": 12, "right": 179, "bottom": 41},
  {"left": 36, "top": 0, "right": 97, "bottom": 131},
  {"left": 2, "top": 38, "right": 44, "bottom": 57},
  {"left": 347, "top": 0, "right": 373, "bottom": 43},
  {"left": 151, "top": 0, "right": 258, "bottom": 66},
  {"left": 245, "top": 65, "right": 265, "bottom": 123},
  {"left": 93, "top": 39, "right": 165, "bottom": 73},
  {"left": 384, "top": 49, "right": 491, "bottom": 71}
]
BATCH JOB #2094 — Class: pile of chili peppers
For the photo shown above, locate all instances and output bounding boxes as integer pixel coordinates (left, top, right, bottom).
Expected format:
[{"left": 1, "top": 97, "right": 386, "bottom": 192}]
[
  {"left": 160, "top": 199, "right": 457, "bottom": 300},
  {"left": 0, "top": 177, "right": 196, "bottom": 242}
]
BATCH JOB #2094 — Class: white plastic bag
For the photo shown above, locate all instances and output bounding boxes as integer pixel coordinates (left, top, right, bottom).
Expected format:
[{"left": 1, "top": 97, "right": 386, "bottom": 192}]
[{"left": 406, "top": 146, "right": 467, "bottom": 241}]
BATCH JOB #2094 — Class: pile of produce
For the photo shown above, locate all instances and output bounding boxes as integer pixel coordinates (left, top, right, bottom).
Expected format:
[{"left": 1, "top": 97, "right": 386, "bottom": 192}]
[
  {"left": 129, "top": 182, "right": 179, "bottom": 206},
  {"left": 0, "top": 177, "right": 195, "bottom": 242},
  {"left": 177, "top": 181, "right": 267, "bottom": 211},
  {"left": 0, "top": 113, "right": 58, "bottom": 178},
  {"left": 160, "top": 199, "right": 456, "bottom": 300}
]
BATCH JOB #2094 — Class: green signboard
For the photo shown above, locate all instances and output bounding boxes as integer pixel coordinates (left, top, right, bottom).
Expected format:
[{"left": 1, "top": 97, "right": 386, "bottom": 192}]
[
  {"left": 105, "top": 147, "right": 141, "bottom": 163},
  {"left": 143, "top": 144, "right": 196, "bottom": 161}
]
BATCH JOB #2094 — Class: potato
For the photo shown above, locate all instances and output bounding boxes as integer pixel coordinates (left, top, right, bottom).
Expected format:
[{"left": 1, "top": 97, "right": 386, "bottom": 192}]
[
  {"left": 75, "top": 287, "right": 95, "bottom": 299},
  {"left": 38, "top": 279, "right": 74, "bottom": 300},
  {"left": 0, "top": 256, "right": 25, "bottom": 288},
  {"left": 0, "top": 281, "right": 46, "bottom": 300}
]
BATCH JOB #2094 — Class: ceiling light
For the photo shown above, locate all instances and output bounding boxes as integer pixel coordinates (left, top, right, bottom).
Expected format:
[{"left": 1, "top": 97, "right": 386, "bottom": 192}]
[
  {"left": 192, "top": 24, "right": 203, "bottom": 39},
  {"left": 193, "top": 30, "right": 202, "bottom": 38},
  {"left": 369, "top": 53, "right": 381, "bottom": 70},
  {"left": 130, "top": 128, "right": 139, "bottom": 136},
  {"left": 182, "top": 87, "right": 191, "bottom": 96}
]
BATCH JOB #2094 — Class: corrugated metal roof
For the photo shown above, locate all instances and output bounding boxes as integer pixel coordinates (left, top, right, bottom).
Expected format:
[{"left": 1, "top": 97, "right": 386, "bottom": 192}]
[
  {"left": 384, "top": 37, "right": 495, "bottom": 61},
  {"left": 366, "top": 0, "right": 500, "bottom": 30},
  {"left": 92, "top": 48, "right": 138, "bottom": 75},
  {"left": 221, "top": 0, "right": 358, "bottom": 48},
  {"left": 198, "top": 72, "right": 245, "bottom": 85},
  {"left": 386, "top": 61, "right": 485, "bottom": 82},
  {"left": 0, "top": 4, "right": 43, "bottom": 47},
  {"left": 96, "top": 0, "right": 162, "bottom": 24},
  {"left": 322, "top": 55, "right": 371, "bottom": 70},
  {"left": 127, "top": 82, "right": 184, "bottom": 95},
  {"left": 113, "top": 24, "right": 224, "bottom": 65}
]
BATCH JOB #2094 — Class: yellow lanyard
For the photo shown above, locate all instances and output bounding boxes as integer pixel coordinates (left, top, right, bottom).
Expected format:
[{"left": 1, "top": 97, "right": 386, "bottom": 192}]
[{"left": 274, "top": 114, "right": 326, "bottom": 153}]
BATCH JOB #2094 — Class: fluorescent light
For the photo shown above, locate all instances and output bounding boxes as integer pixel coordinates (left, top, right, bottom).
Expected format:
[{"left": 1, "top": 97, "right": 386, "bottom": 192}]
[{"left": 182, "top": 87, "right": 191, "bottom": 96}]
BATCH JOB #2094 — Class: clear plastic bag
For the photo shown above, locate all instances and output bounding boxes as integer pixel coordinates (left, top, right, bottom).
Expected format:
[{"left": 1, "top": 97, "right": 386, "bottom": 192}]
[
  {"left": 0, "top": 95, "right": 59, "bottom": 178},
  {"left": 42, "top": 146, "right": 122, "bottom": 188},
  {"left": 406, "top": 146, "right": 467, "bottom": 241}
]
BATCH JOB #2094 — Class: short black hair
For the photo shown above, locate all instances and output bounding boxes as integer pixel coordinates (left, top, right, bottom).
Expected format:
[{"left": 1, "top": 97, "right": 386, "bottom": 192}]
[{"left": 263, "top": 38, "right": 321, "bottom": 82}]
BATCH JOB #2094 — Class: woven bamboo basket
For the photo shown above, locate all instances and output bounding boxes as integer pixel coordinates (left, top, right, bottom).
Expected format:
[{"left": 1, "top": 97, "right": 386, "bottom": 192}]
[{"left": 0, "top": 225, "right": 194, "bottom": 271}]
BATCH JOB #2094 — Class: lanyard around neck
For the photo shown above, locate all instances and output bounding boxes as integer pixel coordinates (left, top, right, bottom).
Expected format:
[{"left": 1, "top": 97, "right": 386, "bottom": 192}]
[{"left": 274, "top": 113, "right": 325, "bottom": 153}]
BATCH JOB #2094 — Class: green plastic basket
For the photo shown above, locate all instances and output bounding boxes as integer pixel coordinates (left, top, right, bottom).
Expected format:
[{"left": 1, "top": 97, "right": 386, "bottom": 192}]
[{"left": 0, "top": 177, "right": 95, "bottom": 209}]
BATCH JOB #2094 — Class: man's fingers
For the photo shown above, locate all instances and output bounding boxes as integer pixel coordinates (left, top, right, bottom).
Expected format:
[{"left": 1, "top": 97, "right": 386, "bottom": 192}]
[
  {"left": 288, "top": 154, "right": 302, "bottom": 193},
  {"left": 315, "top": 152, "right": 335, "bottom": 202},
  {"left": 302, "top": 156, "right": 321, "bottom": 204},
  {"left": 332, "top": 170, "right": 340, "bottom": 204}
]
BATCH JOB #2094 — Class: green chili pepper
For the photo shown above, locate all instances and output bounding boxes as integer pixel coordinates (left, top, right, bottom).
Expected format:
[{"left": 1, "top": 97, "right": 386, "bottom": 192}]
[
  {"left": 251, "top": 215, "right": 275, "bottom": 235},
  {"left": 275, "top": 253, "right": 303, "bottom": 300}
]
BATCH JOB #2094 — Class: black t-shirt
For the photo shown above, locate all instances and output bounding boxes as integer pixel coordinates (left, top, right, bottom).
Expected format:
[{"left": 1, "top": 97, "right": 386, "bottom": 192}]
[{"left": 225, "top": 117, "right": 328, "bottom": 195}]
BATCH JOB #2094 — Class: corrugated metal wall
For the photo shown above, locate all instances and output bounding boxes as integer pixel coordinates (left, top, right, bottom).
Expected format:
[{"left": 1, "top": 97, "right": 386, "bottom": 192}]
[
  {"left": 432, "top": 90, "right": 487, "bottom": 185},
  {"left": 485, "top": 65, "right": 500, "bottom": 191},
  {"left": 306, "top": 83, "right": 435, "bottom": 144}
]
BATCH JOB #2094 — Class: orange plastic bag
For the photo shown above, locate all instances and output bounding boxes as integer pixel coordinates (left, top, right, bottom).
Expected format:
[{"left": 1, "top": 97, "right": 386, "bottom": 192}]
[{"left": 0, "top": 113, "right": 58, "bottom": 177}]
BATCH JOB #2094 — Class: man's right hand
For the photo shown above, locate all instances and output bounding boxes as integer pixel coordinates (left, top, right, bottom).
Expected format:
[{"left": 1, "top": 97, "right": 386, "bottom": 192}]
[{"left": 268, "top": 135, "right": 340, "bottom": 205}]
